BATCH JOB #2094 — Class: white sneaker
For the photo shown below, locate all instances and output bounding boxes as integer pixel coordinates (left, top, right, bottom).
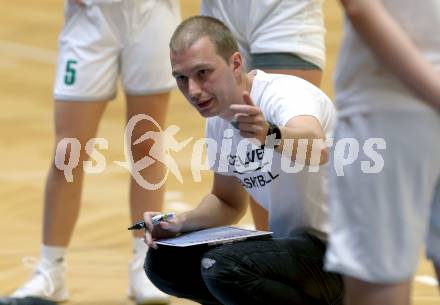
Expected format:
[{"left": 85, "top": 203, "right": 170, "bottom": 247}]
[
  {"left": 11, "top": 258, "right": 69, "bottom": 302},
  {"left": 128, "top": 256, "right": 170, "bottom": 305}
]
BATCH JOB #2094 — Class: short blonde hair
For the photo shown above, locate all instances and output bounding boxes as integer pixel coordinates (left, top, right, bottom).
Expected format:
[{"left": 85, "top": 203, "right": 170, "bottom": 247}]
[{"left": 170, "top": 16, "right": 239, "bottom": 63}]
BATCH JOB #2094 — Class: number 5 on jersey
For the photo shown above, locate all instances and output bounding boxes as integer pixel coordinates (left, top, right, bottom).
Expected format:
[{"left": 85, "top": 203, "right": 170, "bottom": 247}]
[{"left": 64, "top": 59, "right": 78, "bottom": 85}]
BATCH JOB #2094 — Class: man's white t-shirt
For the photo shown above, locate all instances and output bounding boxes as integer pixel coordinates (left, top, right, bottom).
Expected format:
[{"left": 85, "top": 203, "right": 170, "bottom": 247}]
[
  {"left": 206, "top": 70, "right": 336, "bottom": 239},
  {"left": 334, "top": 0, "right": 440, "bottom": 116}
]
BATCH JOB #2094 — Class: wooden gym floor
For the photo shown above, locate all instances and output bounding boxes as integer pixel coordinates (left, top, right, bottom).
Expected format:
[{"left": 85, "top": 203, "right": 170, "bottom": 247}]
[{"left": 0, "top": 1, "right": 438, "bottom": 304}]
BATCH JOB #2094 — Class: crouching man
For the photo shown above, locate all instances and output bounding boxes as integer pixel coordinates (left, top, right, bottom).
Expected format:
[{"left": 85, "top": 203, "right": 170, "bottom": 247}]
[{"left": 143, "top": 16, "right": 343, "bottom": 305}]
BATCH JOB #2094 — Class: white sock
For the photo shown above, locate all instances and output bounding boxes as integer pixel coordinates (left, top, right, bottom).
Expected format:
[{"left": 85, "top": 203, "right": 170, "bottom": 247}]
[
  {"left": 132, "top": 238, "right": 149, "bottom": 258},
  {"left": 41, "top": 244, "right": 66, "bottom": 264}
]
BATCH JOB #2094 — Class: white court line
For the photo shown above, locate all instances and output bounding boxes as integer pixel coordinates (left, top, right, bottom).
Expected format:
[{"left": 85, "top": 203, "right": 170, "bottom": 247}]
[
  {"left": 239, "top": 223, "right": 257, "bottom": 230},
  {"left": 0, "top": 39, "right": 57, "bottom": 65},
  {"left": 0, "top": 164, "right": 139, "bottom": 181},
  {"left": 413, "top": 296, "right": 440, "bottom": 301},
  {"left": 415, "top": 275, "right": 439, "bottom": 286},
  {"left": 165, "top": 201, "right": 192, "bottom": 213},
  {"left": 164, "top": 191, "right": 183, "bottom": 201},
  {"left": 0, "top": 170, "right": 46, "bottom": 182},
  {"left": 0, "top": 161, "right": 205, "bottom": 181}
]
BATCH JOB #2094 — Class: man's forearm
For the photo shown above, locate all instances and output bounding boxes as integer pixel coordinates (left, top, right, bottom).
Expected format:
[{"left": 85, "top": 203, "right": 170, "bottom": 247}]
[
  {"left": 274, "top": 122, "right": 328, "bottom": 165},
  {"left": 178, "top": 193, "right": 245, "bottom": 232}
]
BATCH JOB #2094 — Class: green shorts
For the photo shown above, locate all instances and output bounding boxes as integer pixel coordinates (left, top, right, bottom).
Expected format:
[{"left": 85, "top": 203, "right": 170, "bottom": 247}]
[{"left": 251, "top": 53, "right": 321, "bottom": 70}]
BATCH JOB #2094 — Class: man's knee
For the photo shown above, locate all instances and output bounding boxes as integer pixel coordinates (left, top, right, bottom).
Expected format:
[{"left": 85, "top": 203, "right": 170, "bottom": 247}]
[
  {"left": 200, "top": 246, "right": 251, "bottom": 288},
  {"left": 143, "top": 255, "right": 169, "bottom": 293},
  {"left": 143, "top": 251, "right": 182, "bottom": 296},
  {"left": 144, "top": 248, "right": 215, "bottom": 301},
  {"left": 201, "top": 246, "right": 262, "bottom": 305},
  {"left": 202, "top": 247, "right": 233, "bottom": 277}
]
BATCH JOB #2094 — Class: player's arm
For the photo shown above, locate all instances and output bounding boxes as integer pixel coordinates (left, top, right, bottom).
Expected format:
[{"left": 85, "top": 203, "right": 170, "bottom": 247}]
[
  {"left": 341, "top": 0, "right": 440, "bottom": 110},
  {"left": 144, "top": 173, "right": 247, "bottom": 248}
]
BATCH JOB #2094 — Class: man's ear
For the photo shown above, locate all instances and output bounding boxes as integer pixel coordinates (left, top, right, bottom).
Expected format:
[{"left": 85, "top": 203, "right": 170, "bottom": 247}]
[{"left": 230, "top": 52, "right": 243, "bottom": 75}]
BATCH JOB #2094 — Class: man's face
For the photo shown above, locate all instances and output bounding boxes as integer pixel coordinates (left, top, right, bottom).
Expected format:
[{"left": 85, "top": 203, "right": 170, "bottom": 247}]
[{"left": 170, "top": 37, "right": 241, "bottom": 119}]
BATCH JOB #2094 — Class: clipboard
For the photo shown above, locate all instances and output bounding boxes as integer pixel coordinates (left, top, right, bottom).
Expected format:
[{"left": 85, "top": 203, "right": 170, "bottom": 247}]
[{"left": 156, "top": 226, "right": 272, "bottom": 247}]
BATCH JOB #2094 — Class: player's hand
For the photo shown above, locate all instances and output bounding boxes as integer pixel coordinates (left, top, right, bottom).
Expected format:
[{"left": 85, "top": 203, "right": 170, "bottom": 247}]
[
  {"left": 143, "top": 212, "right": 182, "bottom": 249},
  {"left": 74, "top": 0, "right": 85, "bottom": 6},
  {"left": 230, "top": 91, "right": 269, "bottom": 145}
]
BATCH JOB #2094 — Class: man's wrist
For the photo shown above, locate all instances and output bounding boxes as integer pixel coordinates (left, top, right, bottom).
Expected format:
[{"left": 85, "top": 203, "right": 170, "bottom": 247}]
[{"left": 266, "top": 121, "right": 282, "bottom": 148}]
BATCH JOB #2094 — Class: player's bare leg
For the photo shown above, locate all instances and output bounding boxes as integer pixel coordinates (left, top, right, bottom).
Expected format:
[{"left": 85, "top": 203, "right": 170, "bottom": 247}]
[
  {"left": 344, "top": 276, "right": 411, "bottom": 305},
  {"left": 126, "top": 92, "right": 171, "bottom": 304}
]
